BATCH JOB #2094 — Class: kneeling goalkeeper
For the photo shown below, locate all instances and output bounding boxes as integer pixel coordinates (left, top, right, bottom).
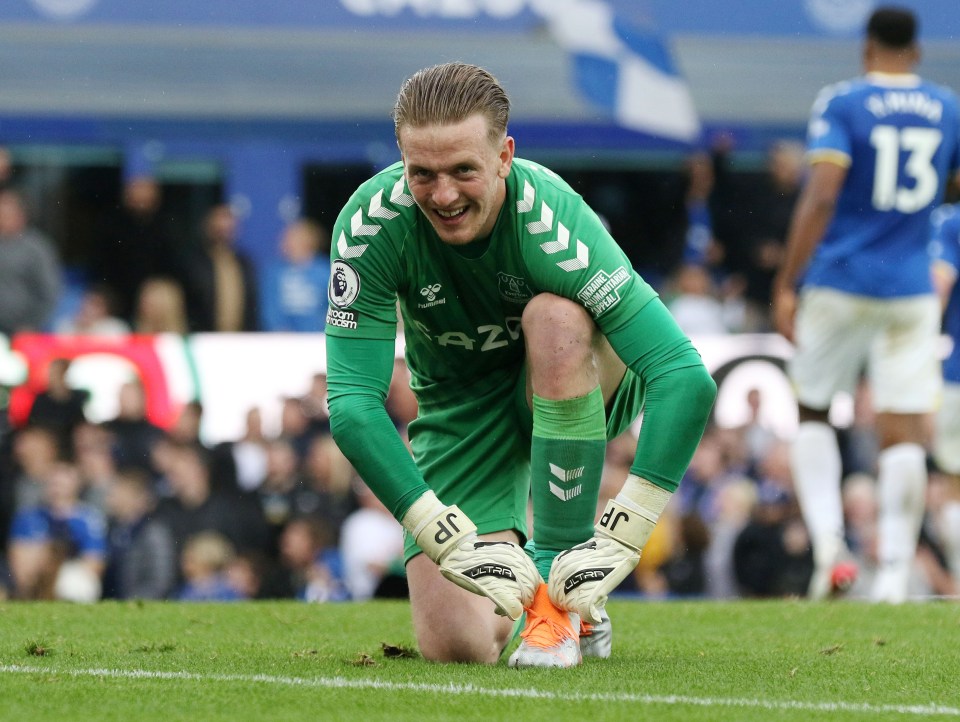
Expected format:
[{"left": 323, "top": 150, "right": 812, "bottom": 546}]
[{"left": 326, "top": 62, "right": 716, "bottom": 667}]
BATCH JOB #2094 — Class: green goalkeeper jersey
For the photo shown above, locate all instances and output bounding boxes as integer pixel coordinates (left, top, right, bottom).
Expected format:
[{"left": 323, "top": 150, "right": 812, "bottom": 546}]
[
  {"left": 325, "top": 158, "right": 710, "bottom": 523},
  {"left": 326, "top": 158, "right": 658, "bottom": 401}
]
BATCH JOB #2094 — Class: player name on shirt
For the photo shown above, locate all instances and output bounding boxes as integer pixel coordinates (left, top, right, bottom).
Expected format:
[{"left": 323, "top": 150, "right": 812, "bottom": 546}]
[{"left": 866, "top": 90, "right": 943, "bottom": 122}]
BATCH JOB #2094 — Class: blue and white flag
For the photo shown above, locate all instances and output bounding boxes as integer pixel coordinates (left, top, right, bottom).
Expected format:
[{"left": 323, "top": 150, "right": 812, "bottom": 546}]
[{"left": 538, "top": 0, "right": 701, "bottom": 143}]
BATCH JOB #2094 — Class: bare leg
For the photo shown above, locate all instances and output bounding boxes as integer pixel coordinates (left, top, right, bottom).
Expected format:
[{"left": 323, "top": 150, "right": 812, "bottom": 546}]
[{"left": 406, "top": 530, "right": 519, "bottom": 663}]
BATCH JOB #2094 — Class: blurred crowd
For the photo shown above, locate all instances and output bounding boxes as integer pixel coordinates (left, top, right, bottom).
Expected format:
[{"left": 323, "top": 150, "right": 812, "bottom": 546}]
[
  {"left": 3, "top": 361, "right": 958, "bottom": 604},
  {"left": 0, "top": 137, "right": 805, "bottom": 341},
  {"left": 0, "top": 149, "right": 333, "bottom": 339},
  {"left": 0, "top": 363, "right": 416, "bottom": 603},
  {"left": 1, "top": 139, "right": 958, "bottom": 604}
]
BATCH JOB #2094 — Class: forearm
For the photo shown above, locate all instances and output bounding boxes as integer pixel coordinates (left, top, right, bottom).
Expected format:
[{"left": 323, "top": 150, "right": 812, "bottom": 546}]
[
  {"left": 629, "top": 361, "right": 716, "bottom": 490},
  {"left": 774, "top": 163, "right": 842, "bottom": 292},
  {"left": 605, "top": 299, "right": 716, "bottom": 491},
  {"left": 326, "top": 335, "right": 429, "bottom": 520},
  {"left": 329, "top": 391, "right": 429, "bottom": 520}
]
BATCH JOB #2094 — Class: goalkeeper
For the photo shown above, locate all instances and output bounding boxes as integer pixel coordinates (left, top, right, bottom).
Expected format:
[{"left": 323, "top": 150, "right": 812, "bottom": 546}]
[{"left": 325, "top": 62, "right": 716, "bottom": 667}]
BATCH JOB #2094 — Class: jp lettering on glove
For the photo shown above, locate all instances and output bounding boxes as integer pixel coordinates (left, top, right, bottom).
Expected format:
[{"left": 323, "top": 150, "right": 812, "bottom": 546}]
[
  {"left": 549, "top": 476, "right": 671, "bottom": 624},
  {"left": 403, "top": 492, "right": 541, "bottom": 620}
]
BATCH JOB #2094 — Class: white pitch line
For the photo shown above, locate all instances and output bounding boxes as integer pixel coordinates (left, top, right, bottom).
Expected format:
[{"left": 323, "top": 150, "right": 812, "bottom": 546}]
[{"left": 1, "top": 664, "right": 958, "bottom": 718}]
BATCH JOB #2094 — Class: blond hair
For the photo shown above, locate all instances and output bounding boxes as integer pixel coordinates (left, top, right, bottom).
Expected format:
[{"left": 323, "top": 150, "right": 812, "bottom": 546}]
[
  {"left": 183, "top": 531, "right": 235, "bottom": 573},
  {"left": 393, "top": 62, "right": 510, "bottom": 145}
]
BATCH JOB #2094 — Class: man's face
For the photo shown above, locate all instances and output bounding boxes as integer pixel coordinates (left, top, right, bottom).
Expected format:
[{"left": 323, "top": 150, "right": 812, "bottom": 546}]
[{"left": 399, "top": 114, "right": 514, "bottom": 246}]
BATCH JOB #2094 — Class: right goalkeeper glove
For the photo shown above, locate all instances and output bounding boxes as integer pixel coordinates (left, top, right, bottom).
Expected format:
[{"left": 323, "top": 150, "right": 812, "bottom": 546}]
[{"left": 404, "top": 492, "right": 541, "bottom": 620}]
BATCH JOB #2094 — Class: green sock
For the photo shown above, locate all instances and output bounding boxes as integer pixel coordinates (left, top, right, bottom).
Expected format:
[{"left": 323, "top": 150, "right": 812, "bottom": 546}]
[{"left": 530, "top": 387, "right": 607, "bottom": 580}]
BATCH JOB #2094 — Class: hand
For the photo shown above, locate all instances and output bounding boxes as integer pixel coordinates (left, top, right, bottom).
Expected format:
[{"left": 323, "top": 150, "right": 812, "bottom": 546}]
[
  {"left": 413, "top": 502, "right": 541, "bottom": 620},
  {"left": 772, "top": 284, "right": 798, "bottom": 342},
  {"left": 548, "top": 533, "right": 639, "bottom": 625}
]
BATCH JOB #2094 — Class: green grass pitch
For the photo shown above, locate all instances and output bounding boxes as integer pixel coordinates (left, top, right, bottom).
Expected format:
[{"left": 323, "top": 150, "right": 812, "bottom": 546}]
[{"left": 1, "top": 598, "right": 958, "bottom": 722}]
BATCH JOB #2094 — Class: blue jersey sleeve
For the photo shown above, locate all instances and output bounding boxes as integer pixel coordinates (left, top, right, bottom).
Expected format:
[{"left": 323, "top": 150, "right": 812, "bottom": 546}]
[{"left": 807, "top": 83, "right": 853, "bottom": 164}]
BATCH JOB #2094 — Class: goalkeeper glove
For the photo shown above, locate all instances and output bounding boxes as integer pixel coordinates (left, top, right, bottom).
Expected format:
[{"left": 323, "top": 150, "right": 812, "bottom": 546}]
[
  {"left": 549, "top": 477, "right": 670, "bottom": 624},
  {"left": 548, "top": 499, "right": 649, "bottom": 624},
  {"left": 404, "top": 492, "right": 541, "bottom": 620}
]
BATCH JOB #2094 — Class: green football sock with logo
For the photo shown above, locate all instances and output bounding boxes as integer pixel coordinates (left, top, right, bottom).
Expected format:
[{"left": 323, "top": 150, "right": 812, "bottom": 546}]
[{"left": 530, "top": 386, "right": 608, "bottom": 581}]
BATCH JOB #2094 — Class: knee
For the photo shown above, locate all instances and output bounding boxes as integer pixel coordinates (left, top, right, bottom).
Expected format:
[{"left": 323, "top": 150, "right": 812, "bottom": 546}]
[
  {"left": 416, "top": 624, "right": 508, "bottom": 664},
  {"left": 522, "top": 293, "right": 595, "bottom": 361}
]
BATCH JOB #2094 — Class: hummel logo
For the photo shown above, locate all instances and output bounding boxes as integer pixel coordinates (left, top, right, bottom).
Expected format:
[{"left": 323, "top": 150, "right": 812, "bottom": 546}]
[
  {"left": 548, "top": 463, "right": 585, "bottom": 501},
  {"left": 549, "top": 463, "right": 585, "bottom": 482},
  {"left": 418, "top": 283, "right": 445, "bottom": 309},
  {"left": 549, "top": 482, "right": 583, "bottom": 501},
  {"left": 420, "top": 283, "right": 442, "bottom": 302}
]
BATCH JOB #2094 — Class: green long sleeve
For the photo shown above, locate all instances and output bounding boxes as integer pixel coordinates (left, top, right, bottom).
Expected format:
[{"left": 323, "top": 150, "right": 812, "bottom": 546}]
[
  {"left": 606, "top": 299, "right": 717, "bottom": 491},
  {"left": 325, "top": 334, "right": 430, "bottom": 521}
]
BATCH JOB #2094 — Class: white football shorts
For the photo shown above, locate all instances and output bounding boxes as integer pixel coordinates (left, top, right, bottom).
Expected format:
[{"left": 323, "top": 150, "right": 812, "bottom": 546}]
[
  {"left": 789, "top": 287, "right": 942, "bottom": 413},
  {"left": 935, "top": 382, "right": 960, "bottom": 474}
]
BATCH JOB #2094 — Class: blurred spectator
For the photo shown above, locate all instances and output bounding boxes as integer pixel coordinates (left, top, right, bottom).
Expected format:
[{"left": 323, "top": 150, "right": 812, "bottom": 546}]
[
  {"left": 9, "top": 425, "right": 61, "bottom": 512},
  {"left": 0, "top": 146, "right": 13, "bottom": 191},
  {"left": 225, "top": 549, "right": 270, "bottom": 599},
  {"left": 711, "top": 138, "right": 804, "bottom": 331},
  {"left": 703, "top": 477, "right": 757, "bottom": 598},
  {"left": 7, "top": 460, "right": 106, "bottom": 600},
  {"left": 665, "top": 264, "right": 734, "bottom": 336},
  {"left": 733, "top": 387, "right": 779, "bottom": 475},
  {"left": 732, "top": 481, "right": 812, "bottom": 598},
  {"left": 72, "top": 421, "right": 118, "bottom": 512},
  {"left": 298, "top": 434, "right": 359, "bottom": 539},
  {"left": 679, "top": 151, "right": 721, "bottom": 269},
  {"left": 154, "top": 440, "right": 269, "bottom": 562},
  {"left": 840, "top": 472, "right": 879, "bottom": 595},
  {"left": 260, "top": 218, "right": 331, "bottom": 332},
  {"left": 675, "top": 427, "right": 745, "bottom": 525},
  {"left": 0, "top": 187, "right": 62, "bottom": 337},
  {"left": 630, "top": 503, "right": 677, "bottom": 597},
  {"left": 657, "top": 510, "right": 710, "bottom": 597},
  {"left": 26, "top": 357, "right": 90, "bottom": 455},
  {"left": 182, "top": 204, "right": 259, "bottom": 332},
  {"left": 277, "top": 516, "right": 349, "bottom": 602},
  {"left": 90, "top": 176, "right": 179, "bottom": 322},
  {"left": 279, "top": 394, "right": 313, "bottom": 458},
  {"left": 102, "top": 468, "right": 176, "bottom": 600},
  {"left": 299, "top": 373, "right": 331, "bottom": 439},
  {"left": 133, "top": 277, "right": 189, "bottom": 335},
  {"left": 257, "top": 437, "right": 311, "bottom": 554},
  {"left": 339, "top": 480, "right": 404, "bottom": 601},
  {"left": 743, "top": 140, "right": 805, "bottom": 327},
  {"left": 54, "top": 284, "right": 130, "bottom": 337},
  {"left": 176, "top": 531, "right": 243, "bottom": 601},
  {"left": 102, "top": 379, "right": 166, "bottom": 478},
  {"left": 168, "top": 400, "right": 206, "bottom": 448},
  {"left": 209, "top": 406, "right": 269, "bottom": 494}
]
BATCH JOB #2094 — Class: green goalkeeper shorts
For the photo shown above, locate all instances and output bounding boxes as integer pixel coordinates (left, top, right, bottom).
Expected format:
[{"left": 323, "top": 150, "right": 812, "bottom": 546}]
[{"left": 402, "top": 364, "right": 645, "bottom": 562}]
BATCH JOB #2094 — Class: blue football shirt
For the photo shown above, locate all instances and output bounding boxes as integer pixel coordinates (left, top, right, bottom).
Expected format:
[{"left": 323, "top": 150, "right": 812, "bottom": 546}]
[
  {"left": 803, "top": 72, "right": 960, "bottom": 297},
  {"left": 929, "top": 202, "right": 960, "bottom": 382}
]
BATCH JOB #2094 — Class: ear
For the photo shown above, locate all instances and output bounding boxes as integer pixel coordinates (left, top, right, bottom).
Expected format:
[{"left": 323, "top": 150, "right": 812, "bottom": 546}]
[{"left": 497, "top": 135, "right": 515, "bottom": 179}]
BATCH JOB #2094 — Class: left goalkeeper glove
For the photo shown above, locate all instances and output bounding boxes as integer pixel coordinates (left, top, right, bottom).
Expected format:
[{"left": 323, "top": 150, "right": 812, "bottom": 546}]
[
  {"left": 547, "top": 500, "right": 642, "bottom": 625},
  {"left": 404, "top": 491, "right": 541, "bottom": 620}
]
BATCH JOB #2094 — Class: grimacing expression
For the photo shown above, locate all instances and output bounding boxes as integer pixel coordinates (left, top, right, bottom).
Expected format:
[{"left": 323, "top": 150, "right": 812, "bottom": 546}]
[{"left": 399, "top": 114, "right": 514, "bottom": 246}]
